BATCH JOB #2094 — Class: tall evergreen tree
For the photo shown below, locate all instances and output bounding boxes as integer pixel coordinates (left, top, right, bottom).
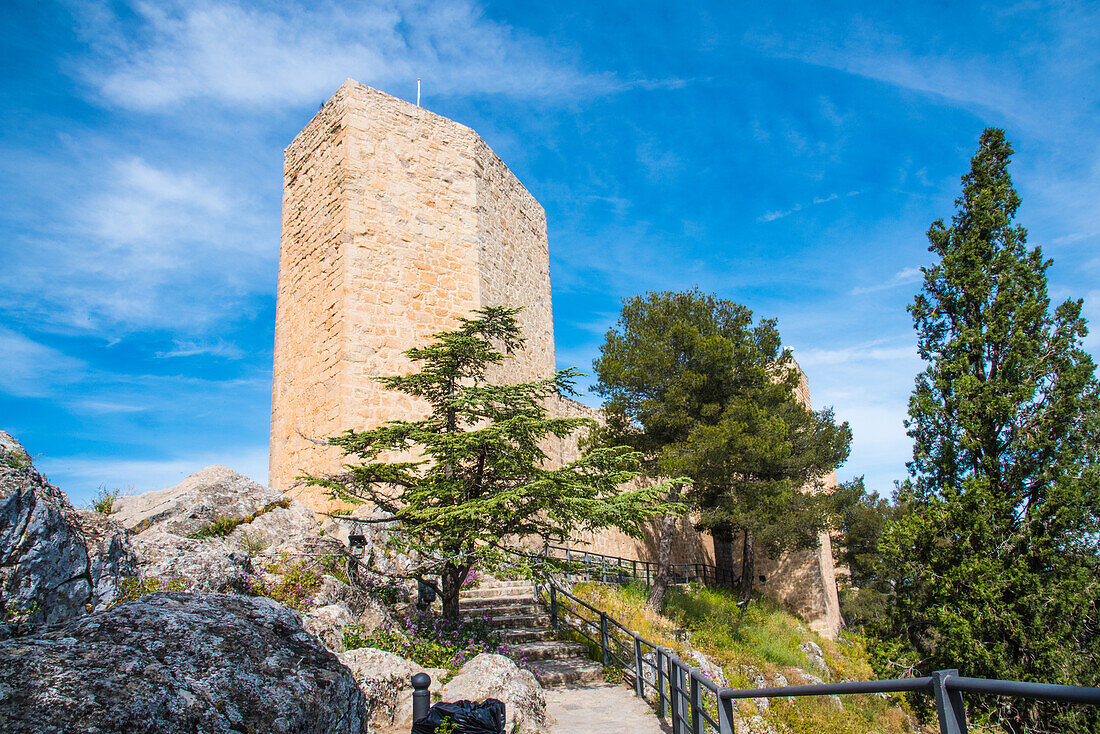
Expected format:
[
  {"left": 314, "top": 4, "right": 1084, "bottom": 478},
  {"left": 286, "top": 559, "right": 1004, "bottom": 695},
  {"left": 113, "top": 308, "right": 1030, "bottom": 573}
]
[
  {"left": 310, "top": 307, "right": 675, "bottom": 620},
  {"left": 879, "top": 129, "right": 1100, "bottom": 733},
  {"left": 593, "top": 290, "right": 850, "bottom": 608}
]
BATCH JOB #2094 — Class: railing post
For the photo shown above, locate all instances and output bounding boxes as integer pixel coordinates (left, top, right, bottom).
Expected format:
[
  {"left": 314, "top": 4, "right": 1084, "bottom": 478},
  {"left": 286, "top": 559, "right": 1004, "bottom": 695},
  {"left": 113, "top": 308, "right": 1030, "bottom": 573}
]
[
  {"left": 633, "top": 632, "right": 645, "bottom": 698},
  {"left": 550, "top": 584, "right": 559, "bottom": 630},
  {"left": 668, "top": 655, "right": 682, "bottom": 734},
  {"left": 600, "top": 612, "right": 610, "bottom": 666},
  {"left": 646, "top": 562, "right": 652, "bottom": 588},
  {"left": 932, "top": 669, "right": 968, "bottom": 734},
  {"left": 717, "top": 692, "right": 736, "bottom": 734},
  {"left": 411, "top": 672, "right": 431, "bottom": 722},
  {"left": 690, "top": 671, "right": 702, "bottom": 734},
  {"left": 657, "top": 647, "right": 668, "bottom": 718}
]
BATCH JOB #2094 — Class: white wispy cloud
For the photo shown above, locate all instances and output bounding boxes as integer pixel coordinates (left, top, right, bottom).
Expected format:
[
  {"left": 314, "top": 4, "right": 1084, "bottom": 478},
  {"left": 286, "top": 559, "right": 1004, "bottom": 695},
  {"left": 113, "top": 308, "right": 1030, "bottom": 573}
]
[
  {"left": 156, "top": 338, "right": 245, "bottom": 359},
  {"left": 795, "top": 338, "right": 919, "bottom": 368},
  {"left": 849, "top": 266, "right": 924, "bottom": 296},
  {"left": 76, "top": 0, "right": 615, "bottom": 112},
  {"left": 0, "top": 155, "right": 270, "bottom": 334},
  {"left": 0, "top": 329, "right": 87, "bottom": 398},
  {"left": 758, "top": 190, "right": 857, "bottom": 223}
]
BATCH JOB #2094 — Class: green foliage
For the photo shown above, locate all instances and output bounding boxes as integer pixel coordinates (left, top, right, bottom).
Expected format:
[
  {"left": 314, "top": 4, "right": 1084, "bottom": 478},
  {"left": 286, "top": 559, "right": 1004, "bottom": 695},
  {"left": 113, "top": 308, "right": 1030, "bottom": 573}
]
[
  {"left": 343, "top": 609, "right": 531, "bottom": 673},
  {"left": 2, "top": 451, "right": 28, "bottom": 470},
  {"left": 593, "top": 289, "right": 851, "bottom": 605},
  {"left": 187, "top": 498, "right": 292, "bottom": 540},
  {"left": 875, "top": 129, "right": 1100, "bottom": 733},
  {"left": 91, "top": 486, "right": 121, "bottom": 514},
  {"left": 246, "top": 556, "right": 321, "bottom": 611},
  {"left": 115, "top": 576, "right": 189, "bottom": 605},
  {"left": 237, "top": 531, "right": 270, "bottom": 557},
  {"left": 310, "top": 306, "right": 679, "bottom": 619},
  {"left": 2, "top": 600, "right": 40, "bottom": 623},
  {"left": 829, "top": 477, "right": 907, "bottom": 629},
  {"left": 567, "top": 581, "right": 913, "bottom": 734}
]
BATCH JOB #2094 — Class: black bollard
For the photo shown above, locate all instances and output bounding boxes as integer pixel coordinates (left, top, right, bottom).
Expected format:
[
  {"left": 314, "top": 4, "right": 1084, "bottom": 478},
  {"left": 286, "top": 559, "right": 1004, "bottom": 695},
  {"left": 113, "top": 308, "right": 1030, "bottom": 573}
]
[{"left": 411, "top": 672, "right": 431, "bottom": 723}]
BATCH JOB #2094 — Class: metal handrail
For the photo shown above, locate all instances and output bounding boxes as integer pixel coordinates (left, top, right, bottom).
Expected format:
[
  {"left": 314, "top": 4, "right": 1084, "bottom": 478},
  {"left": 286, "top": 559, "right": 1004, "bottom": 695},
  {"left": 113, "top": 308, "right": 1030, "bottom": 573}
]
[
  {"left": 544, "top": 544, "right": 740, "bottom": 590},
  {"left": 534, "top": 576, "right": 1100, "bottom": 734}
]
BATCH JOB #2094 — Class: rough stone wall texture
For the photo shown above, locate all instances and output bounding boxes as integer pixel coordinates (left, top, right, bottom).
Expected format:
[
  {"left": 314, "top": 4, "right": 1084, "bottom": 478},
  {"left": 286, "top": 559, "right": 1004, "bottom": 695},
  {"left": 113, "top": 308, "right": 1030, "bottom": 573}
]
[{"left": 271, "top": 80, "right": 840, "bottom": 636}]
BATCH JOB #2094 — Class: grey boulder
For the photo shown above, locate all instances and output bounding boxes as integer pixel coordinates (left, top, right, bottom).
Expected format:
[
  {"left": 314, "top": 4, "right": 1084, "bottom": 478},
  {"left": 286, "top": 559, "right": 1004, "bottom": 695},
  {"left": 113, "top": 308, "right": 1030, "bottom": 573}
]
[
  {"left": 0, "top": 431, "right": 136, "bottom": 625},
  {"left": 0, "top": 591, "right": 367, "bottom": 733}
]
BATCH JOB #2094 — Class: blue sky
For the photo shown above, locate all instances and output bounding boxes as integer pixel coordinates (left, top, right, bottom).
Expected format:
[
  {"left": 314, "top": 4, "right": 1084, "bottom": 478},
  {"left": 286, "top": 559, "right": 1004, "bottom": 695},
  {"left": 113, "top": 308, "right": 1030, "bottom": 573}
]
[{"left": 3, "top": 1, "right": 1098, "bottom": 505}]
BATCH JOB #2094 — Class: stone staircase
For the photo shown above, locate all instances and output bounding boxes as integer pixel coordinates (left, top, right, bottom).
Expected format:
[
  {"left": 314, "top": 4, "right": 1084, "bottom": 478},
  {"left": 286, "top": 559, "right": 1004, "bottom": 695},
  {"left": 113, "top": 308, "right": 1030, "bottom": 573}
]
[{"left": 460, "top": 579, "right": 605, "bottom": 687}]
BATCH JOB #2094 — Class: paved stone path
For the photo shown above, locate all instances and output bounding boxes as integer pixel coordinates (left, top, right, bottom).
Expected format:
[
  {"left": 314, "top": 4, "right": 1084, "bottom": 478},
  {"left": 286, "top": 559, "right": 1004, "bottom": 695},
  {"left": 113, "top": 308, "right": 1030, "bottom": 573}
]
[{"left": 546, "top": 682, "right": 671, "bottom": 733}]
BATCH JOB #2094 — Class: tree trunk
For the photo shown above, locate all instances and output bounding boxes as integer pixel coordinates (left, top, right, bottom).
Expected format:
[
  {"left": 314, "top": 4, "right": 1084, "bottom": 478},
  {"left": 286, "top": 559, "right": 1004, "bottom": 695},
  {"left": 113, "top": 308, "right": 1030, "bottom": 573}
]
[
  {"left": 441, "top": 562, "right": 465, "bottom": 621},
  {"left": 646, "top": 484, "right": 684, "bottom": 611},
  {"left": 739, "top": 528, "right": 755, "bottom": 606}
]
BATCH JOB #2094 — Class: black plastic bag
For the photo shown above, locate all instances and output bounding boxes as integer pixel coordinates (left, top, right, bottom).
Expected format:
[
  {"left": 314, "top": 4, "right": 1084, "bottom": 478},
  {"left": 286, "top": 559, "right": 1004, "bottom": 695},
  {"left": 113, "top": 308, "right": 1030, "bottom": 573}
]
[{"left": 411, "top": 698, "right": 506, "bottom": 734}]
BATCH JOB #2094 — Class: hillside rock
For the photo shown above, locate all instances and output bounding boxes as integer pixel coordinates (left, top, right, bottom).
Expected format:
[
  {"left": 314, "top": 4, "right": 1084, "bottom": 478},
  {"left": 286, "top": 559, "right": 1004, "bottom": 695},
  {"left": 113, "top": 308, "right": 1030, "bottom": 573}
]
[
  {"left": 338, "top": 647, "right": 445, "bottom": 730},
  {"left": 0, "top": 591, "right": 366, "bottom": 733},
  {"left": 442, "top": 653, "right": 548, "bottom": 734},
  {"left": 0, "top": 432, "right": 135, "bottom": 626},
  {"left": 114, "top": 466, "right": 317, "bottom": 592}
]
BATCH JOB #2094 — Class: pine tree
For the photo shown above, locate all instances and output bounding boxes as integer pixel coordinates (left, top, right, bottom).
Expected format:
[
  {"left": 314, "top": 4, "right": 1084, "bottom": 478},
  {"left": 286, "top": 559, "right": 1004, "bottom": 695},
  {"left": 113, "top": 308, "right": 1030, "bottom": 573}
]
[
  {"left": 310, "top": 307, "right": 675, "bottom": 620},
  {"left": 593, "top": 290, "right": 850, "bottom": 608},
  {"left": 880, "top": 129, "right": 1100, "bottom": 733}
]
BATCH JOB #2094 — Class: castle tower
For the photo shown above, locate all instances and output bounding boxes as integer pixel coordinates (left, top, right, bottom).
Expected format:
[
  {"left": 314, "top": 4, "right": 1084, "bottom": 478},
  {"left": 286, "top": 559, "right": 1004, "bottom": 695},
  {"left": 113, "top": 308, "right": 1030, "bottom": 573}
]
[
  {"left": 270, "top": 80, "right": 842, "bottom": 637},
  {"left": 270, "top": 80, "right": 556, "bottom": 504}
]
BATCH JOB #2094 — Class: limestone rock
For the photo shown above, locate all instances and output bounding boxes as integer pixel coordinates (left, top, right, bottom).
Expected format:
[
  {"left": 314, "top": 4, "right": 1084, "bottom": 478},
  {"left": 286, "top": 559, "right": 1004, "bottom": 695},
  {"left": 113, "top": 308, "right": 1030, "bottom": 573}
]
[
  {"left": 306, "top": 603, "right": 352, "bottom": 653},
  {"left": 689, "top": 649, "right": 728, "bottom": 687},
  {"left": 443, "top": 652, "right": 548, "bottom": 734},
  {"left": 75, "top": 509, "right": 138, "bottom": 612},
  {"left": 799, "top": 639, "right": 829, "bottom": 676},
  {"left": 338, "top": 646, "right": 445, "bottom": 731},
  {"left": 116, "top": 466, "right": 318, "bottom": 593},
  {"left": 129, "top": 527, "right": 254, "bottom": 592},
  {"left": 112, "top": 465, "right": 303, "bottom": 536},
  {"left": 0, "top": 433, "right": 135, "bottom": 625},
  {"left": 0, "top": 592, "right": 366, "bottom": 733}
]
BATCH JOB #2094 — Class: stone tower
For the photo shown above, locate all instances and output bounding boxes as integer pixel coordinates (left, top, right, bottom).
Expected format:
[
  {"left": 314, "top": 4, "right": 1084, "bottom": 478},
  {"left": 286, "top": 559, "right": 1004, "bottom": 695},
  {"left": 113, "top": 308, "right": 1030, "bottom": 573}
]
[
  {"left": 270, "top": 80, "right": 556, "bottom": 502},
  {"left": 270, "top": 80, "right": 842, "bottom": 637}
]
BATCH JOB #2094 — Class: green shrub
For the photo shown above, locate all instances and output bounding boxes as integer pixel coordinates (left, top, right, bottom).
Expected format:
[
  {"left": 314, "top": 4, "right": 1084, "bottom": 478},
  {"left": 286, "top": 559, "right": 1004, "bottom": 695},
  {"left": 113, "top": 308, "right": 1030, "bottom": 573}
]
[
  {"left": 2, "top": 451, "right": 28, "bottom": 470},
  {"left": 237, "top": 531, "right": 270, "bottom": 557},
  {"left": 246, "top": 556, "right": 321, "bottom": 611},
  {"left": 91, "top": 486, "right": 121, "bottom": 514},
  {"left": 188, "top": 498, "right": 292, "bottom": 539},
  {"left": 115, "top": 576, "right": 189, "bottom": 605},
  {"left": 344, "top": 609, "right": 534, "bottom": 673}
]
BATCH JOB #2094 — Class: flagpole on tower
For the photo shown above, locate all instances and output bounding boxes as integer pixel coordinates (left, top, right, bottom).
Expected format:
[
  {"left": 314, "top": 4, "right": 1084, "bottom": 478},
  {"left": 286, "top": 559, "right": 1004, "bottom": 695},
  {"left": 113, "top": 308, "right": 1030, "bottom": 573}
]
[{"left": 416, "top": 78, "right": 421, "bottom": 108}]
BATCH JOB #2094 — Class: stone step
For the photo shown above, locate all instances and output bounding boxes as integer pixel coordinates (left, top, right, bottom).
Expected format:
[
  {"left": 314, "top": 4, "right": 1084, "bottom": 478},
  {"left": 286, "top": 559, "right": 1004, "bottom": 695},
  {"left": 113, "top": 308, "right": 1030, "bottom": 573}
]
[
  {"left": 461, "top": 579, "right": 533, "bottom": 591},
  {"left": 459, "top": 600, "right": 543, "bottom": 616},
  {"left": 536, "top": 657, "right": 606, "bottom": 687},
  {"left": 500, "top": 627, "right": 555, "bottom": 644},
  {"left": 480, "top": 613, "right": 550, "bottom": 629},
  {"left": 504, "top": 640, "right": 590, "bottom": 662},
  {"left": 459, "top": 586, "right": 535, "bottom": 600}
]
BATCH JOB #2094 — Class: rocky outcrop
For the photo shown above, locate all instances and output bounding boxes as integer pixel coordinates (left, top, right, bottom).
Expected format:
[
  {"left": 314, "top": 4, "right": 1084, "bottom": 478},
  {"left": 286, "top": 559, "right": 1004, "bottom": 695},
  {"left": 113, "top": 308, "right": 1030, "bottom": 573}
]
[
  {"left": 442, "top": 653, "right": 548, "bottom": 734},
  {"left": 112, "top": 465, "right": 317, "bottom": 592},
  {"left": 338, "top": 647, "right": 446, "bottom": 731},
  {"left": 0, "top": 432, "right": 135, "bottom": 626},
  {"left": 0, "top": 592, "right": 367, "bottom": 733}
]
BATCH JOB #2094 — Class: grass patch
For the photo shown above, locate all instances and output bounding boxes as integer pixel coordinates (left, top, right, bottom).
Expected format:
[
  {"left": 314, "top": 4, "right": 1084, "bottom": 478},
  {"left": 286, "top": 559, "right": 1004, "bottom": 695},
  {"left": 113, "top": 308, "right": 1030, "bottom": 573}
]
[
  {"left": 187, "top": 498, "right": 292, "bottom": 539},
  {"left": 565, "top": 581, "right": 916, "bottom": 733}
]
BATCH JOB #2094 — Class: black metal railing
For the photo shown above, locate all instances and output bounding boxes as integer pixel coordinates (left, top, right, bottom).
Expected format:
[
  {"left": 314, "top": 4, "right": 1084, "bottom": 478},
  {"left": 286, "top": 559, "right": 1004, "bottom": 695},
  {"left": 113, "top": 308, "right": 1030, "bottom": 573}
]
[
  {"left": 544, "top": 544, "right": 739, "bottom": 590},
  {"left": 534, "top": 576, "right": 1100, "bottom": 734}
]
